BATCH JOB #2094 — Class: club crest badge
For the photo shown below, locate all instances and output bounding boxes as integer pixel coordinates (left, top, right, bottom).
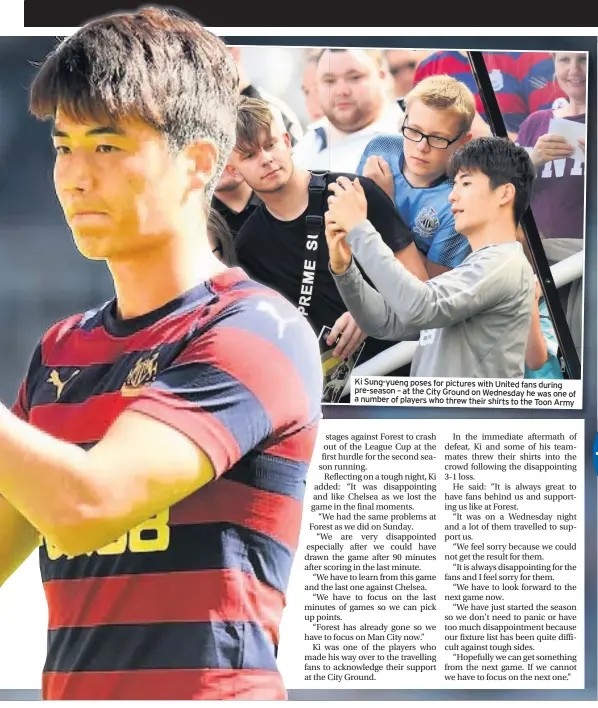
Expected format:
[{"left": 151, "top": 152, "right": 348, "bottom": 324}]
[
  {"left": 121, "top": 352, "right": 160, "bottom": 396},
  {"left": 414, "top": 206, "right": 440, "bottom": 239}
]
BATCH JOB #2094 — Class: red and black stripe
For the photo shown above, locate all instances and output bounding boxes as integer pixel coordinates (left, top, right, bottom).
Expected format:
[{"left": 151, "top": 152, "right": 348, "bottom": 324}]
[{"left": 19, "top": 270, "right": 322, "bottom": 700}]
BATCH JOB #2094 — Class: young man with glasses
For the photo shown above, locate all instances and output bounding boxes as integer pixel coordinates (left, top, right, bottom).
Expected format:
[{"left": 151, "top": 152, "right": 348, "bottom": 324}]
[{"left": 357, "top": 75, "right": 476, "bottom": 277}]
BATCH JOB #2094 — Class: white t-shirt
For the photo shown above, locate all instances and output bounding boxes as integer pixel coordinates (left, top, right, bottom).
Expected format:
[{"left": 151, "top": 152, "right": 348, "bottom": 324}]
[{"left": 292, "top": 102, "right": 404, "bottom": 173}]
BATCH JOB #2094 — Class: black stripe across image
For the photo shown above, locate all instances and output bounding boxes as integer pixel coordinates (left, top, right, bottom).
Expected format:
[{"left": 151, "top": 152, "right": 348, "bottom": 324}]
[
  {"left": 46, "top": 621, "right": 278, "bottom": 672},
  {"left": 24, "top": 1, "right": 572, "bottom": 26},
  {"left": 40, "top": 522, "right": 293, "bottom": 594},
  {"left": 23, "top": 1, "right": 301, "bottom": 26}
]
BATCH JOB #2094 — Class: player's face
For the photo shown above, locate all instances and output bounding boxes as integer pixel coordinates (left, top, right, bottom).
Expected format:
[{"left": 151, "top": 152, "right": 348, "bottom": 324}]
[
  {"left": 449, "top": 168, "right": 506, "bottom": 235},
  {"left": 227, "top": 122, "right": 294, "bottom": 194},
  {"left": 317, "top": 49, "right": 386, "bottom": 133},
  {"left": 52, "top": 110, "right": 198, "bottom": 260},
  {"left": 402, "top": 100, "right": 470, "bottom": 185},
  {"left": 554, "top": 53, "right": 587, "bottom": 104}
]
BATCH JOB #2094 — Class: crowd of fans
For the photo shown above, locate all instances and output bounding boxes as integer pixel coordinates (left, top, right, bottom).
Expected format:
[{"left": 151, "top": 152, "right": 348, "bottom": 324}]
[{"left": 209, "top": 46, "right": 586, "bottom": 395}]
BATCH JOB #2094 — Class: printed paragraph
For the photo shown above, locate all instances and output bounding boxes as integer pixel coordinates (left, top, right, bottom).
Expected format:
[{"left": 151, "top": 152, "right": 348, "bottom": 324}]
[{"left": 278, "top": 419, "right": 584, "bottom": 690}]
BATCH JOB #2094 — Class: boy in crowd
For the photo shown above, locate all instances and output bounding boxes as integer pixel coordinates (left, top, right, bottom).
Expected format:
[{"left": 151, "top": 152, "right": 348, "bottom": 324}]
[
  {"left": 357, "top": 75, "right": 476, "bottom": 277},
  {"left": 326, "top": 137, "right": 536, "bottom": 379},
  {"left": 230, "top": 97, "right": 427, "bottom": 364}
]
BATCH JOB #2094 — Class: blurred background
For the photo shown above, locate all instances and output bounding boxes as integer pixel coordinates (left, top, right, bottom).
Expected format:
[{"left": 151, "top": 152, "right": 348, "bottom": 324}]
[{"left": 0, "top": 37, "right": 114, "bottom": 406}]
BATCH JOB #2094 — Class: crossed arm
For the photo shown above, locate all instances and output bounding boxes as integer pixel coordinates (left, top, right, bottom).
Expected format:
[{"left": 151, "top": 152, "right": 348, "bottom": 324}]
[{"left": 0, "top": 406, "right": 213, "bottom": 583}]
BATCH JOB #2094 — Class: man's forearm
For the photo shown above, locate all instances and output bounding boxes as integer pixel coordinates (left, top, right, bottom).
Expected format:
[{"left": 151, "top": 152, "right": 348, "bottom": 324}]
[
  {"left": 347, "top": 220, "right": 438, "bottom": 329},
  {"left": 347, "top": 220, "right": 490, "bottom": 330},
  {"left": 330, "top": 259, "right": 416, "bottom": 340},
  {"left": 0, "top": 404, "right": 215, "bottom": 558},
  {"left": 0, "top": 497, "right": 41, "bottom": 587},
  {"left": 0, "top": 404, "right": 99, "bottom": 551},
  {"left": 525, "top": 306, "right": 549, "bottom": 371}
]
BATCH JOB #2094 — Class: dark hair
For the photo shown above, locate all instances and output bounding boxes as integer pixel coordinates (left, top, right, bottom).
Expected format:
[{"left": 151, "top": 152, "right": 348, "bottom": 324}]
[
  {"left": 29, "top": 6, "right": 239, "bottom": 200},
  {"left": 448, "top": 137, "right": 536, "bottom": 225},
  {"left": 208, "top": 208, "right": 237, "bottom": 266}
]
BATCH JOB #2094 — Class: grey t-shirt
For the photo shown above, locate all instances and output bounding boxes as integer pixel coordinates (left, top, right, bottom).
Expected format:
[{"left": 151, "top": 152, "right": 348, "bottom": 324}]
[{"left": 331, "top": 220, "right": 535, "bottom": 378}]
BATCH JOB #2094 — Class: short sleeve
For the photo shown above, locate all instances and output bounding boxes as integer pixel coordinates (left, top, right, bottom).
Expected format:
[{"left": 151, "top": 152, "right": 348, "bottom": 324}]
[
  {"left": 516, "top": 114, "right": 534, "bottom": 148},
  {"left": 427, "top": 224, "right": 472, "bottom": 268},
  {"left": 356, "top": 137, "right": 378, "bottom": 175},
  {"left": 359, "top": 176, "right": 413, "bottom": 253},
  {"left": 123, "top": 294, "right": 323, "bottom": 478},
  {"left": 357, "top": 134, "right": 404, "bottom": 182},
  {"left": 11, "top": 340, "right": 44, "bottom": 422},
  {"left": 12, "top": 380, "right": 29, "bottom": 422}
]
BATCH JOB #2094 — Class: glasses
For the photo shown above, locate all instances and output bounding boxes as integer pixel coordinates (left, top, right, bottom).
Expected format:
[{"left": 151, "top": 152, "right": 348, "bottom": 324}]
[{"left": 402, "top": 116, "right": 463, "bottom": 150}]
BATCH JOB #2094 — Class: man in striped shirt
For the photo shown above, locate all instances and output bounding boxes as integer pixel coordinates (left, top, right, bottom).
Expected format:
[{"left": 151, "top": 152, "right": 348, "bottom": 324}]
[
  {"left": 414, "top": 51, "right": 567, "bottom": 139},
  {"left": 0, "top": 7, "right": 322, "bottom": 700}
]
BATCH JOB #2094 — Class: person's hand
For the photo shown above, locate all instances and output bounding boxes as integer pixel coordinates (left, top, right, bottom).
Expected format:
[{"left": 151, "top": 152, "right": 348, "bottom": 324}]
[
  {"left": 531, "top": 133, "right": 575, "bottom": 169},
  {"left": 327, "top": 176, "right": 368, "bottom": 234},
  {"left": 578, "top": 137, "right": 585, "bottom": 156},
  {"left": 326, "top": 311, "right": 367, "bottom": 359},
  {"left": 325, "top": 210, "right": 352, "bottom": 275},
  {"left": 362, "top": 155, "right": 395, "bottom": 202}
]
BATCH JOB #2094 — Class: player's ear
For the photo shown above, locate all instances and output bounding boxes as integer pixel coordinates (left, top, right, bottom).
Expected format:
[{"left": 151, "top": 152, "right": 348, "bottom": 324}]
[
  {"left": 498, "top": 182, "right": 516, "bottom": 207},
  {"left": 461, "top": 131, "right": 473, "bottom": 146}
]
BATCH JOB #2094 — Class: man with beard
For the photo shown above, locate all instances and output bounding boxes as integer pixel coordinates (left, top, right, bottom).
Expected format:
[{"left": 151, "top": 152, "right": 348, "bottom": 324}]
[
  {"left": 231, "top": 97, "right": 427, "bottom": 365},
  {"left": 293, "top": 48, "right": 403, "bottom": 173}
]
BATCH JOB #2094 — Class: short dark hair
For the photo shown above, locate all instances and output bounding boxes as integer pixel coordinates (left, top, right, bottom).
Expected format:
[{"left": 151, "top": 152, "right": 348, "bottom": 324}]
[
  {"left": 29, "top": 6, "right": 239, "bottom": 200},
  {"left": 208, "top": 208, "right": 237, "bottom": 266},
  {"left": 448, "top": 137, "right": 536, "bottom": 225}
]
